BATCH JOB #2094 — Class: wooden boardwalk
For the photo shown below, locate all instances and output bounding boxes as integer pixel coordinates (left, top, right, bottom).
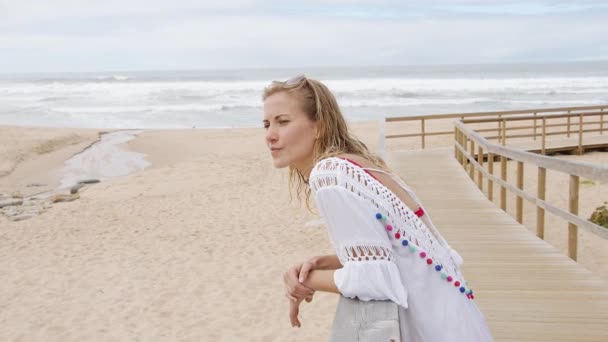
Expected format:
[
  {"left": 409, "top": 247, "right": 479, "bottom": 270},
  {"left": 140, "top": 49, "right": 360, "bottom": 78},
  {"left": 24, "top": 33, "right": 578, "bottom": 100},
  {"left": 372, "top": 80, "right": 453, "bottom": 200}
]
[
  {"left": 508, "top": 134, "right": 608, "bottom": 155},
  {"left": 388, "top": 148, "right": 608, "bottom": 342}
]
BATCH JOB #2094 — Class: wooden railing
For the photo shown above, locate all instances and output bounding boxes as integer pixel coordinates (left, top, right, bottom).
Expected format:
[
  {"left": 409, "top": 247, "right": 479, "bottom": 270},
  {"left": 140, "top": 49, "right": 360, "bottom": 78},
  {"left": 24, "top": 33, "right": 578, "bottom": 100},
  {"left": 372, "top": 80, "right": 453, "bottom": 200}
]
[
  {"left": 453, "top": 120, "right": 608, "bottom": 261},
  {"left": 384, "top": 105, "right": 608, "bottom": 149},
  {"left": 462, "top": 110, "right": 607, "bottom": 154}
]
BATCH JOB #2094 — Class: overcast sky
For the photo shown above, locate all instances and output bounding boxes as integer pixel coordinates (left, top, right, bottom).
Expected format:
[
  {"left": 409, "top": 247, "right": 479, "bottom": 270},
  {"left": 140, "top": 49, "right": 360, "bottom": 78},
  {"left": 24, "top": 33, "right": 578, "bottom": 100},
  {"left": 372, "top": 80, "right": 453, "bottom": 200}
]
[{"left": 1, "top": 0, "right": 607, "bottom": 73}]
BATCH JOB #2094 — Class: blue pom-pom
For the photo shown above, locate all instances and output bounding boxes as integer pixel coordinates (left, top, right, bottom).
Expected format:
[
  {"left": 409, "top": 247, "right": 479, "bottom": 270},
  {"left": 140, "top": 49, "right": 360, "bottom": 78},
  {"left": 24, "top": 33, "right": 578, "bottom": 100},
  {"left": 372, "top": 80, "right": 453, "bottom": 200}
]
[
  {"left": 401, "top": 240, "right": 409, "bottom": 246},
  {"left": 375, "top": 213, "right": 382, "bottom": 220},
  {"left": 435, "top": 265, "right": 442, "bottom": 271},
  {"left": 459, "top": 287, "right": 466, "bottom": 293}
]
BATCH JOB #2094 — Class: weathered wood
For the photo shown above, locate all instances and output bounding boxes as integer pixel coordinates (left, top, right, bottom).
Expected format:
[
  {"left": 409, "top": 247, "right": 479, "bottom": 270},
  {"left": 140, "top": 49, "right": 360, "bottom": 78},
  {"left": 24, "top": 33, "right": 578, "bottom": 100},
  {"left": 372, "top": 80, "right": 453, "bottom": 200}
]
[
  {"left": 477, "top": 146, "right": 483, "bottom": 190},
  {"left": 578, "top": 114, "right": 584, "bottom": 155},
  {"left": 387, "top": 148, "right": 608, "bottom": 341},
  {"left": 454, "top": 121, "right": 608, "bottom": 182},
  {"left": 469, "top": 139, "right": 475, "bottom": 180},
  {"left": 501, "top": 120, "right": 506, "bottom": 146},
  {"left": 541, "top": 117, "right": 546, "bottom": 155},
  {"left": 454, "top": 127, "right": 458, "bottom": 160},
  {"left": 500, "top": 156, "right": 507, "bottom": 211},
  {"left": 329, "top": 296, "right": 401, "bottom": 342},
  {"left": 533, "top": 112, "right": 537, "bottom": 140},
  {"left": 421, "top": 118, "right": 426, "bottom": 149},
  {"left": 537, "top": 167, "right": 546, "bottom": 239},
  {"left": 462, "top": 110, "right": 607, "bottom": 123},
  {"left": 386, "top": 104, "right": 608, "bottom": 122},
  {"left": 569, "top": 175, "right": 579, "bottom": 261},
  {"left": 516, "top": 161, "right": 523, "bottom": 224},
  {"left": 601, "top": 109, "right": 605, "bottom": 135},
  {"left": 487, "top": 153, "right": 494, "bottom": 201},
  {"left": 452, "top": 141, "right": 608, "bottom": 239}
]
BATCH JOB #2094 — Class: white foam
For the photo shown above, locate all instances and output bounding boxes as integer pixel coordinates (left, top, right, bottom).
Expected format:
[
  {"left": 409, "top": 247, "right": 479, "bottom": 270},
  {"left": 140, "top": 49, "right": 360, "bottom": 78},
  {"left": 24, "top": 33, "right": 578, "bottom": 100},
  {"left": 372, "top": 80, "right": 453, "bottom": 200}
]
[{"left": 1, "top": 73, "right": 607, "bottom": 128}]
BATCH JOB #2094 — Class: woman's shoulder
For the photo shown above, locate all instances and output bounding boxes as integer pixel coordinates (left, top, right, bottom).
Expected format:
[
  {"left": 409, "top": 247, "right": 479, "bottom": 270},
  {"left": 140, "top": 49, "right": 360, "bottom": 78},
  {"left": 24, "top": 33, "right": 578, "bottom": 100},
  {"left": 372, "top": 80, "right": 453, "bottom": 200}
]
[{"left": 310, "top": 153, "right": 377, "bottom": 179}]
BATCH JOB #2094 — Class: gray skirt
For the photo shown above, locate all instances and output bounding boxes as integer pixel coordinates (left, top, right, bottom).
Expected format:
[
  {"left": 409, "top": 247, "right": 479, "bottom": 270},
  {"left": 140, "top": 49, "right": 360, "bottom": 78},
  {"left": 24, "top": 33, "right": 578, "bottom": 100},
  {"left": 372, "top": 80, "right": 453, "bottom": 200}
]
[{"left": 329, "top": 296, "right": 401, "bottom": 342}]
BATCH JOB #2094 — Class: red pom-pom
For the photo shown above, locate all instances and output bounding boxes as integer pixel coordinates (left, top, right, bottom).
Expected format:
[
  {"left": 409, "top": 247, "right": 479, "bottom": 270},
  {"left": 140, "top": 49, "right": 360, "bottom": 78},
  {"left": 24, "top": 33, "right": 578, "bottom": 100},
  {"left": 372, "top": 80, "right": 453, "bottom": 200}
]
[
  {"left": 394, "top": 232, "right": 401, "bottom": 239},
  {"left": 414, "top": 207, "right": 425, "bottom": 217},
  {"left": 454, "top": 281, "right": 460, "bottom": 287},
  {"left": 426, "top": 258, "right": 433, "bottom": 265}
]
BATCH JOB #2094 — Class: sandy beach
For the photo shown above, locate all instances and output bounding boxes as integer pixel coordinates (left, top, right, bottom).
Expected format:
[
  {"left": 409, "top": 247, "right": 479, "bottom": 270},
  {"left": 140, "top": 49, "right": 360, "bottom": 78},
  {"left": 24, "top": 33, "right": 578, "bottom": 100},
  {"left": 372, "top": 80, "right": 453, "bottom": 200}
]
[{"left": 0, "top": 121, "right": 606, "bottom": 341}]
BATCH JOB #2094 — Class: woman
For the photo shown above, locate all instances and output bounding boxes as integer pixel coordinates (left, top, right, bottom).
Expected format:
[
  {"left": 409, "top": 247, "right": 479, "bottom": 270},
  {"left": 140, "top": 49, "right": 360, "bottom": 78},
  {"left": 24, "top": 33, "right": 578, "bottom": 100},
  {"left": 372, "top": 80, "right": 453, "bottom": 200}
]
[{"left": 263, "top": 75, "right": 493, "bottom": 341}]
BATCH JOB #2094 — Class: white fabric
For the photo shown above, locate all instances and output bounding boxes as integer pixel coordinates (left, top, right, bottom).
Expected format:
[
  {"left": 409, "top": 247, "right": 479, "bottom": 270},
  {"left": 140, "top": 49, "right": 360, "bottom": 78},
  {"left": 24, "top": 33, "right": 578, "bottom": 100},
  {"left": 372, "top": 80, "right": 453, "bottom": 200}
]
[{"left": 310, "top": 157, "right": 494, "bottom": 341}]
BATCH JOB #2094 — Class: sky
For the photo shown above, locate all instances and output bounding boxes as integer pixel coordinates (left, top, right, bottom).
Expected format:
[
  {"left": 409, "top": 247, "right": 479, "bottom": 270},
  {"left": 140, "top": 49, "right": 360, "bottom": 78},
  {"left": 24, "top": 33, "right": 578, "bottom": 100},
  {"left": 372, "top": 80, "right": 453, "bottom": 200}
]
[{"left": 1, "top": 0, "right": 607, "bottom": 73}]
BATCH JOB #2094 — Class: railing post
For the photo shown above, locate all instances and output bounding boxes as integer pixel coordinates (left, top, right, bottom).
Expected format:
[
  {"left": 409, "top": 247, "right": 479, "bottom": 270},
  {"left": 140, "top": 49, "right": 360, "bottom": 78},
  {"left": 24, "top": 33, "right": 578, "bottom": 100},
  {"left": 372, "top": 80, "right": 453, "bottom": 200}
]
[
  {"left": 497, "top": 121, "right": 501, "bottom": 142},
  {"left": 541, "top": 117, "right": 547, "bottom": 155},
  {"left": 577, "top": 113, "right": 584, "bottom": 155},
  {"left": 568, "top": 175, "right": 579, "bottom": 261},
  {"left": 500, "top": 156, "right": 507, "bottom": 211},
  {"left": 601, "top": 108, "right": 604, "bottom": 135},
  {"left": 487, "top": 153, "right": 494, "bottom": 201},
  {"left": 533, "top": 112, "right": 537, "bottom": 141},
  {"left": 501, "top": 119, "right": 507, "bottom": 146},
  {"left": 421, "top": 118, "right": 426, "bottom": 149},
  {"left": 477, "top": 146, "right": 483, "bottom": 190},
  {"left": 457, "top": 131, "right": 463, "bottom": 166},
  {"left": 537, "top": 167, "right": 546, "bottom": 239},
  {"left": 454, "top": 127, "right": 458, "bottom": 159},
  {"left": 567, "top": 110, "right": 571, "bottom": 137},
  {"left": 469, "top": 140, "right": 475, "bottom": 180},
  {"left": 516, "top": 161, "right": 523, "bottom": 223},
  {"left": 461, "top": 133, "right": 467, "bottom": 167}
]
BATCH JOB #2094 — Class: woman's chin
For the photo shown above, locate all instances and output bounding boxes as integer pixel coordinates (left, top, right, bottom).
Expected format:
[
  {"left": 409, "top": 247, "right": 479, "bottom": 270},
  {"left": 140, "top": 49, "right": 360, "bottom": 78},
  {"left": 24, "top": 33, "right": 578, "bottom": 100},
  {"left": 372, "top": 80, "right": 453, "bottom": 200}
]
[{"left": 272, "top": 158, "right": 289, "bottom": 169}]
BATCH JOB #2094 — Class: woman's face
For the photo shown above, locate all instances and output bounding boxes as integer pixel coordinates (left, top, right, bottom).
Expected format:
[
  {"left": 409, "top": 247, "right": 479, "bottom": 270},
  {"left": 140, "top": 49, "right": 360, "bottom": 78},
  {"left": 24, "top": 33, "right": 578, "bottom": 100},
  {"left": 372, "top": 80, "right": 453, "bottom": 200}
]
[{"left": 263, "top": 91, "right": 318, "bottom": 170}]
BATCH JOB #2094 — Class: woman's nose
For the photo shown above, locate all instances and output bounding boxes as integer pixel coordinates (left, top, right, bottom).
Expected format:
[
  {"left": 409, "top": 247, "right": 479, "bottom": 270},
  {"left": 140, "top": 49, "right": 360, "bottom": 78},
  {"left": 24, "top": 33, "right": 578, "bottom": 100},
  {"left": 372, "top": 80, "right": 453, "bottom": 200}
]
[{"left": 265, "top": 125, "right": 278, "bottom": 143}]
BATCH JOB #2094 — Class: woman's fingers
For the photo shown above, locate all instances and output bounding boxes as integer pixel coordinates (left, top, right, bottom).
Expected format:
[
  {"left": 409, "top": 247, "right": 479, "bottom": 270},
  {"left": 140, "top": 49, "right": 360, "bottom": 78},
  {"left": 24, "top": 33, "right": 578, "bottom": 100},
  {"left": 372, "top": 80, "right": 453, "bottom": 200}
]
[
  {"left": 299, "top": 261, "right": 313, "bottom": 283},
  {"left": 285, "top": 291, "right": 298, "bottom": 303},
  {"left": 284, "top": 268, "right": 314, "bottom": 298},
  {"left": 289, "top": 300, "right": 301, "bottom": 328}
]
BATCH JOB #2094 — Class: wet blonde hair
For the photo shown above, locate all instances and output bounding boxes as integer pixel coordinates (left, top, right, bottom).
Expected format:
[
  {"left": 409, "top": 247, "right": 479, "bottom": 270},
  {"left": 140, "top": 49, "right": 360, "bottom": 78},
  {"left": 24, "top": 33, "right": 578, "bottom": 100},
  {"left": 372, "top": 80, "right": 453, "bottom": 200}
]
[{"left": 263, "top": 76, "right": 392, "bottom": 212}]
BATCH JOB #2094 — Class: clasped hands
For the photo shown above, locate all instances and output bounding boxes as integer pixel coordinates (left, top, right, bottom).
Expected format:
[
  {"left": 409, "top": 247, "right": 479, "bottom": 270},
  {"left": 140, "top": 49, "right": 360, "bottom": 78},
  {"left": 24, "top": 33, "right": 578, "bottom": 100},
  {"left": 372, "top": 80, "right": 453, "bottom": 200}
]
[{"left": 283, "top": 257, "right": 317, "bottom": 328}]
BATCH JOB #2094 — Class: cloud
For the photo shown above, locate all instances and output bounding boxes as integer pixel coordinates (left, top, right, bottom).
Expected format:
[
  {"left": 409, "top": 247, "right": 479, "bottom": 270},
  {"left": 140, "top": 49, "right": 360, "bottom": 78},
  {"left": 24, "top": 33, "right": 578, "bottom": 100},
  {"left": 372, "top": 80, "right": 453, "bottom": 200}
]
[{"left": 0, "top": 0, "right": 606, "bottom": 72}]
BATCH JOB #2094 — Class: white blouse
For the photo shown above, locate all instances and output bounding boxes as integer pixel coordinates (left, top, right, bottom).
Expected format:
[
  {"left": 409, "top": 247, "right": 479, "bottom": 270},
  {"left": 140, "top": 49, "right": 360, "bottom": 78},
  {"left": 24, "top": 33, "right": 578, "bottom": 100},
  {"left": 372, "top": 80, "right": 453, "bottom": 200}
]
[{"left": 310, "top": 157, "right": 493, "bottom": 341}]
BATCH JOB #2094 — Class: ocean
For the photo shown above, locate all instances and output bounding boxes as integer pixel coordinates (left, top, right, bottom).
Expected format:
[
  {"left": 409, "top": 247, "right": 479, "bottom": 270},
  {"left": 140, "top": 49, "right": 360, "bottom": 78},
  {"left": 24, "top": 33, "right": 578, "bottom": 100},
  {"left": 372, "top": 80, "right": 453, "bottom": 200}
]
[{"left": 1, "top": 61, "right": 607, "bottom": 129}]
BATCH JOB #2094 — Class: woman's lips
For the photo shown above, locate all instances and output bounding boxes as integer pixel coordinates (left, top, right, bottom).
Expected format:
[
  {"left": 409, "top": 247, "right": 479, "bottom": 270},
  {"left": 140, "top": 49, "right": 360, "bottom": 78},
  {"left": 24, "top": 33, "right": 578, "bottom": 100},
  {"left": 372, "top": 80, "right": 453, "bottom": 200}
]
[{"left": 271, "top": 148, "right": 282, "bottom": 155}]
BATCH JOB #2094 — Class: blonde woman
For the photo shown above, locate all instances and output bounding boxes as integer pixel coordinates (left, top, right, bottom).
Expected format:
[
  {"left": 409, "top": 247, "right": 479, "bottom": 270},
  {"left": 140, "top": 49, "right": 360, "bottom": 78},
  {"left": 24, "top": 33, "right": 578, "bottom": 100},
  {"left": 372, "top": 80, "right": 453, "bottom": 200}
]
[{"left": 263, "top": 76, "right": 493, "bottom": 341}]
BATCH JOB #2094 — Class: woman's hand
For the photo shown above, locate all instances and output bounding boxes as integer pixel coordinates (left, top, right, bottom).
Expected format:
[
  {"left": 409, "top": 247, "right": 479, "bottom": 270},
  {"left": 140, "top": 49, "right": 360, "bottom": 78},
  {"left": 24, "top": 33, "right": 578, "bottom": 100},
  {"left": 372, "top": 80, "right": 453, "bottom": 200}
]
[
  {"left": 289, "top": 296, "right": 304, "bottom": 328},
  {"left": 283, "top": 262, "right": 315, "bottom": 303}
]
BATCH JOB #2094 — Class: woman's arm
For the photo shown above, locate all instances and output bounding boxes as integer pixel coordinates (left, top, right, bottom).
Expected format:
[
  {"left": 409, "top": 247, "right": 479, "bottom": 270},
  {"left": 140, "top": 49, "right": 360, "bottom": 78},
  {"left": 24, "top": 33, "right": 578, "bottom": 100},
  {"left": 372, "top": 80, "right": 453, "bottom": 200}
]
[
  {"left": 300, "top": 269, "right": 340, "bottom": 294},
  {"left": 310, "top": 254, "right": 342, "bottom": 270}
]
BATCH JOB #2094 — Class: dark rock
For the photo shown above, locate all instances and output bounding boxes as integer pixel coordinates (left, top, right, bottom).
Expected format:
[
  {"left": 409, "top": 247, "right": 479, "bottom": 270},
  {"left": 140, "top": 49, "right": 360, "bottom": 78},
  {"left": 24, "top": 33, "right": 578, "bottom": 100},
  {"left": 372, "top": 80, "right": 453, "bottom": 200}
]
[{"left": 78, "top": 179, "right": 100, "bottom": 184}]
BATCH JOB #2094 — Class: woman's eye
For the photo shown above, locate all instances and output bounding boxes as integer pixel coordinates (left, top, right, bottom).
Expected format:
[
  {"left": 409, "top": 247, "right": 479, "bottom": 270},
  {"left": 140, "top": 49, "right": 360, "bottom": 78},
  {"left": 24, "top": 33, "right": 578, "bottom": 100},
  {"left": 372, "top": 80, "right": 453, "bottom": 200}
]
[{"left": 279, "top": 121, "right": 289, "bottom": 124}]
